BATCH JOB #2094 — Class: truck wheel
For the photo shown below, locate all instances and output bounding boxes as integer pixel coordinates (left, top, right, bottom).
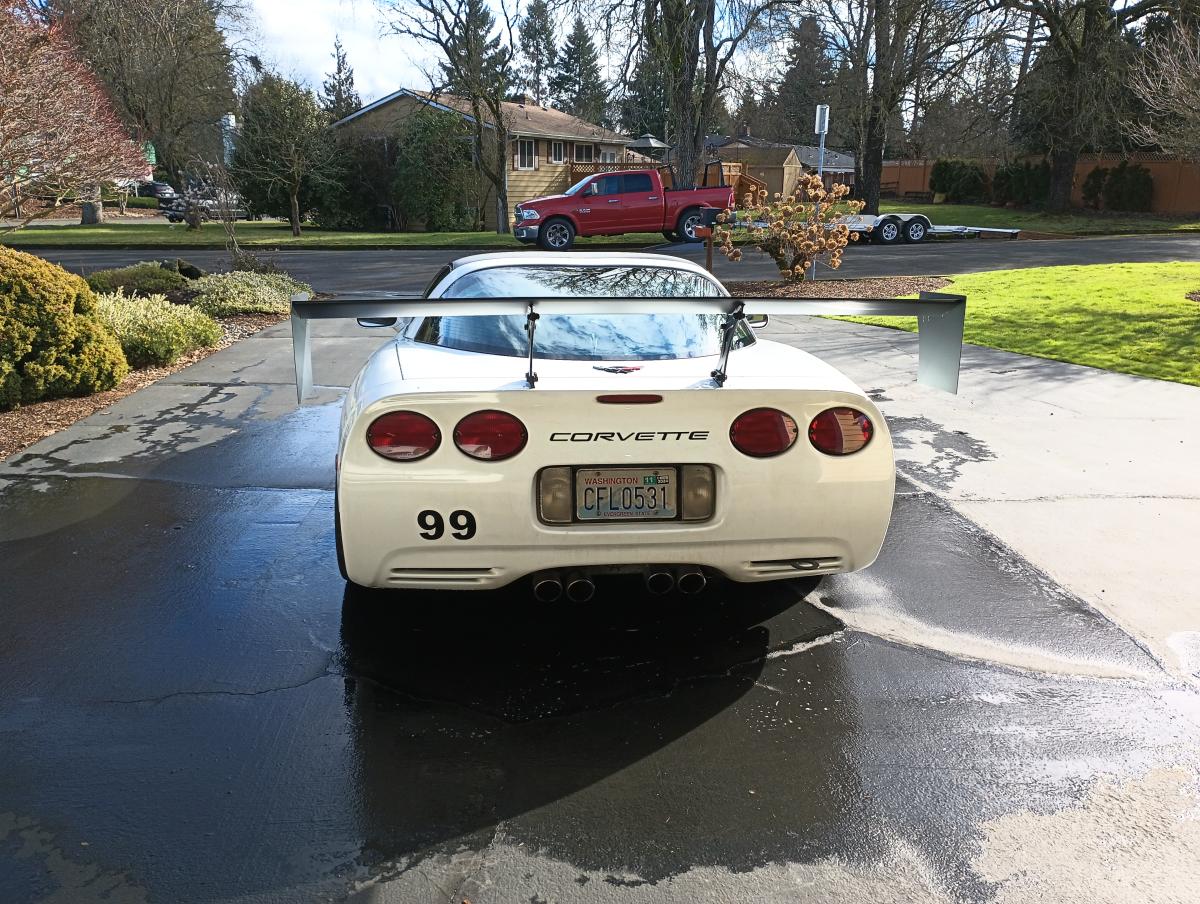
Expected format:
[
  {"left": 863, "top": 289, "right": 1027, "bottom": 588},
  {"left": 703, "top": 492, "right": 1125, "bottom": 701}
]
[
  {"left": 539, "top": 218, "right": 575, "bottom": 250},
  {"left": 662, "top": 229, "right": 678, "bottom": 242},
  {"left": 874, "top": 217, "right": 903, "bottom": 245},
  {"left": 903, "top": 218, "right": 929, "bottom": 243},
  {"left": 677, "top": 208, "right": 704, "bottom": 243}
]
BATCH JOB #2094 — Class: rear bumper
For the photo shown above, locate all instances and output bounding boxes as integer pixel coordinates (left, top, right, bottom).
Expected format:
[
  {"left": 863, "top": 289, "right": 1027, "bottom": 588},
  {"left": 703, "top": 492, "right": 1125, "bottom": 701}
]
[
  {"left": 337, "top": 461, "right": 894, "bottom": 590},
  {"left": 513, "top": 224, "right": 539, "bottom": 243}
]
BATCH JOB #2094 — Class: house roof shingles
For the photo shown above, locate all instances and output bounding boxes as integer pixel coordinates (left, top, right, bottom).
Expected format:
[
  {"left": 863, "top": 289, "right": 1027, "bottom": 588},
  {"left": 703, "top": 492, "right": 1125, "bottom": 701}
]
[{"left": 335, "top": 88, "right": 628, "bottom": 145}]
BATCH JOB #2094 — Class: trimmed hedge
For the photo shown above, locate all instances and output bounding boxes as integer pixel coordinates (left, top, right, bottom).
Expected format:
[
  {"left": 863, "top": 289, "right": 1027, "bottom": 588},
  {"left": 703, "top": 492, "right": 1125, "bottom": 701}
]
[
  {"left": 1082, "top": 167, "right": 1109, "bottom": 210},
  {"left": 992, "top": 160, "right": 1051, "bottom": 207},
  {"left": 0, "top": 246, "right": 128, "bottom": 410},
  {"left": 86, "top": 262, "right": 188, "bottom": 296},
  {"left": 190, "top": 271, "right": 312, "bottom": 316},
  {"left": 1102, "top": 161, "right": 1154, "bottom": 212},
  {"left": 95, "top": 290, "right": 222, "bottom": 368},
  {"left": 930, "top": 159, "right": 989, "bottom": 203},
  {"left": 122, "top": 196, "right": 162, "bottom": 210}
]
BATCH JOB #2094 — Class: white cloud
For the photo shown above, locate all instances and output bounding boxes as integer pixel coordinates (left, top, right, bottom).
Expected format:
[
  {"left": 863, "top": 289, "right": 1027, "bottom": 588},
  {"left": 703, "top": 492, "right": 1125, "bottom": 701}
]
[{"left": 231, "top": 0, "right": 434, "bottom": 104}]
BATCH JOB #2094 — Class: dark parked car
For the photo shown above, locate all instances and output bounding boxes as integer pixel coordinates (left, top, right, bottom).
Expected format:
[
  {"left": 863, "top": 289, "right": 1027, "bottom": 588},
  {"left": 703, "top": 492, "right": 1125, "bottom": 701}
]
[{"left": 136, "top": 181, "right": 178, "bottom": 201}]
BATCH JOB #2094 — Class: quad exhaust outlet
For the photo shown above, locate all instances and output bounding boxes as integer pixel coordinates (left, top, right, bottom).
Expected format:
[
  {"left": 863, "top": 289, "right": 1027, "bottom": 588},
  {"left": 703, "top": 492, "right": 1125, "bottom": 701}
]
[
  {"left": 644, "top": 567, "right": 675, "bottom": 595},
  {"left": 675, "top": 566, "right": 707, "bottom": 595},
  {"left": 531, "top": 571, "right": 563, "bottom": 602},
  {"left": 564, "top": 571, "right": 596, "bottom": 603}
]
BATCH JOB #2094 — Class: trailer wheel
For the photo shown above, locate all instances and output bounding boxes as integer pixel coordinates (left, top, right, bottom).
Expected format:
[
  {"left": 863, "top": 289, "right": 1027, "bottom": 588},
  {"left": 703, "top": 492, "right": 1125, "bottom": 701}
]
[
  {"left": 903, "top": 218, "right": 929, "bottom": 243},
  {"left": 677, "top": 208, "right": 704, "bottom": 243},
  {"left": 538, "top": 217, "right": 575, "bottom": 251},
  {"left": 875, "top": 217, "right": 903, "bottom": 245}
]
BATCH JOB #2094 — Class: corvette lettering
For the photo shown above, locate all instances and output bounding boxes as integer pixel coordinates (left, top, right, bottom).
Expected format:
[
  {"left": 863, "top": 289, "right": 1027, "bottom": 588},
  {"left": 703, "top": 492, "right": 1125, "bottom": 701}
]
[{"left": 550, "top": 431, "right": 710, "bottom": 441}]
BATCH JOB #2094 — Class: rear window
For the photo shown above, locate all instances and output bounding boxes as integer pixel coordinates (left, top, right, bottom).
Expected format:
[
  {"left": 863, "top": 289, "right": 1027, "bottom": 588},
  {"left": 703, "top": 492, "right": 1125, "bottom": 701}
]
[
  {"left": 409, "top": 265, "right": 753, "bottom": 362},
  {"left": 623, "top": 173, "right": 653, "bottom": 193}
]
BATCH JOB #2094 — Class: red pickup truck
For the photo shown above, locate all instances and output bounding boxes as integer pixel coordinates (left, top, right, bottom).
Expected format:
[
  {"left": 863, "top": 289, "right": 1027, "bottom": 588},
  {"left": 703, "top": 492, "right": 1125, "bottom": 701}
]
[{"left": 513, "top": 167, "right": 734, "bottom": 250}]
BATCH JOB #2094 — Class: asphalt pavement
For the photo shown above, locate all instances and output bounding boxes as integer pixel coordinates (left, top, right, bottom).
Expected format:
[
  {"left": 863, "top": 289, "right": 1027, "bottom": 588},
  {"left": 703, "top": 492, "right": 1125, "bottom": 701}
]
[
  {"left": 2, "top": 314, "right": 1199, "bottom": 902},
  {"left": 34, "top": 230, "right": 1200, "bottom": 289}
]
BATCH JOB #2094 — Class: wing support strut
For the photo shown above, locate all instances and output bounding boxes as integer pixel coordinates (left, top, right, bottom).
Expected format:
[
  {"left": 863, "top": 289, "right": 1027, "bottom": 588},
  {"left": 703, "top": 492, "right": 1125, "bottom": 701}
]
[
  {"left": 710, "top": 301, "right": 745, "bottom": 387},
  {"left": 525, "top": 304, "right": 539, "bottom": 388}
]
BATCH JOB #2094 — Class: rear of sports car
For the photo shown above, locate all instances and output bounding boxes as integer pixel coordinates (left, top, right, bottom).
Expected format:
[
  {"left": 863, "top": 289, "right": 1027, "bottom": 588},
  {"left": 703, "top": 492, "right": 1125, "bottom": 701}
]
[{"left": 336, "top": 372, "right": 895, "bottom": 593}]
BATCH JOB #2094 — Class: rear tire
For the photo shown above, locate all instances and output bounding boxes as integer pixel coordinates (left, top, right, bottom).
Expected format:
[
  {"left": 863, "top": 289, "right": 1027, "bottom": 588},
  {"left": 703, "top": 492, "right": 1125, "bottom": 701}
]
[
  {"left": 538, "top": 217, "right": 575, "bottom": 251},
  {"left": 874, "top": 217, "right": 903, "bottom": 245},
  {"left": 903, "top": 218, "right": 929, "bottom": 243},
  {"left": 677, "top": 208, "right": 704, "bottom": 243}
]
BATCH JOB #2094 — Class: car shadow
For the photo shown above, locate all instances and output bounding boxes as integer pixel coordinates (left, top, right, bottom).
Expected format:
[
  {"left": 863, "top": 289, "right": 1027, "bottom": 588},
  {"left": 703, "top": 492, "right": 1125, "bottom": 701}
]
[{"left": 336, "top": 574, "right": 843, "bottom": 875}]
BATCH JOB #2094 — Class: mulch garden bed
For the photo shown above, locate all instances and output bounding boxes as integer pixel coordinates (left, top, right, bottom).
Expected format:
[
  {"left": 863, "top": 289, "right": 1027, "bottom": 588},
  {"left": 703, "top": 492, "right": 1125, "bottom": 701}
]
[
  {"left": 1187, "top": 289, "right": 1200, "bottom": 304},
  {"left": 0, "top": 313, "right": 284, "bottom": 460},
  {"left": 727, "top": 276, "right": 951, "bottom": 299}
]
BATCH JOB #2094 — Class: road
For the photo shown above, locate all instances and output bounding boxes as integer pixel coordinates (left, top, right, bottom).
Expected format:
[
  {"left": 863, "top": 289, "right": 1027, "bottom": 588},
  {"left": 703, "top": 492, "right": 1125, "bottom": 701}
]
[
  {"left": 2, "top": 313, "right": 1198, "bottom": 902},
  {"left": 33, "top": 231, "right": 1200, "bottom": 290}
]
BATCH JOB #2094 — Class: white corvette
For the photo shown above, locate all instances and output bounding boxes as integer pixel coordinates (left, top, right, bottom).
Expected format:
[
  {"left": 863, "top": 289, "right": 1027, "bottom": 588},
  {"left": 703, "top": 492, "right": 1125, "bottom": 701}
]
[{"left": 319, "top": 252, "right": 896, "bottom": 600}]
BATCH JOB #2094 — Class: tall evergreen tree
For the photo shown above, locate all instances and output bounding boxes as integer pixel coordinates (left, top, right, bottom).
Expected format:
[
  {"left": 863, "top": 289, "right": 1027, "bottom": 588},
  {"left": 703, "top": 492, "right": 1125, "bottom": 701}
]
[
  {"left": 320, "top": 36, "right": 361, "bottom": 122},
  {"left": 760, "top": 18, "right": 831, "bottom": 142},
  {"left": 619, "top": 49, "right": 669, "bottom": 139},
  {"left": 518, "top": 0, "right": 556, "bottom": 105},
  {"left": 438, "top": 0, "right": 506, "bottom": 96},
  {"left": 549, "top": 16, "right": 608, "bottom": 124}
]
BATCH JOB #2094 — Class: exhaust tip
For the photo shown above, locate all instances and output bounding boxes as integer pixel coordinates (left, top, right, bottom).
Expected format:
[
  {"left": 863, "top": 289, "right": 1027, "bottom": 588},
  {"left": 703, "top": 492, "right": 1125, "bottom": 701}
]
[
  {"left": 565, "top": 572, "right": 595, "bottom": 603},
  {"left": 644, "top": 568, "right": 675, "bottom": 595},
  {"left": 676, "top": 566, "right": 707, "bottom": 595},
  {"left": 532, "top": 572, "right": 563, "bottom": 602}
]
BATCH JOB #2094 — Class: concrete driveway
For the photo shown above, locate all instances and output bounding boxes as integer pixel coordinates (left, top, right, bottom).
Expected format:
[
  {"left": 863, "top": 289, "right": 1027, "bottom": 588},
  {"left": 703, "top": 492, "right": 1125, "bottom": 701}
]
[
  {"left": 2, "top": 308, "right": 1198, "bottom": 901},
  {"left": 34, "top": 231, "right": 1200, "bottom": 289}
]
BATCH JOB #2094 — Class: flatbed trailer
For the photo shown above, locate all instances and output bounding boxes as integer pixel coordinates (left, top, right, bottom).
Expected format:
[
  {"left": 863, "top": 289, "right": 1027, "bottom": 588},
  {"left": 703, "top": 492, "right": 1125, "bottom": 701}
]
[{"left": 841, "top": 213, "right": 1020, "bottom": 244}]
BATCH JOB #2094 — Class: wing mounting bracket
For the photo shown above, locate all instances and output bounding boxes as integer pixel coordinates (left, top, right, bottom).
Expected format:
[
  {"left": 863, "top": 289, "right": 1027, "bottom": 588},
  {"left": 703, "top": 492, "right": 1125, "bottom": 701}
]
[
  {"left": 710, "top": 301, "right": 745, "bottom": 387},
  {"left": 525, "top": 304, "right": 539, "bottom": 388}
]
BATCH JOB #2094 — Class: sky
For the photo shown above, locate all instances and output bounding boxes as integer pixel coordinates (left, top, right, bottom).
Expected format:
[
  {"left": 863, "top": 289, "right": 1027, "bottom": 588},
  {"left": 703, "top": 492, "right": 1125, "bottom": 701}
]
[{"left": 232, "top": 0, "right": 431, "bottom": 104}]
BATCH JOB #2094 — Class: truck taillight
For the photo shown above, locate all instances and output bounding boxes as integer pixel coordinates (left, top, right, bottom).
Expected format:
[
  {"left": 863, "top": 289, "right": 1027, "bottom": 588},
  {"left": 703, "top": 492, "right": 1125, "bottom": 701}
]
[
  {"left": 366, "top": 411, "right": 440, "bottom": 461},
  {"left": 454, "top": 410, "right": 527, "bottom": 461},
  {"left": 729, "top": 408, "right": 798, "bottom": 457},
  {"left": 808, "top": 408, "right": 873, "bottom": 456}
]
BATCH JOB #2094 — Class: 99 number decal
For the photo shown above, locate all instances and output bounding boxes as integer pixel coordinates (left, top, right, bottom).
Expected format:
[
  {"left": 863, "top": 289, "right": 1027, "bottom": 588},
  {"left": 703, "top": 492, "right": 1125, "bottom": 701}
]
[{"left": 417, "top": 509, "right": 476, "bottom": 540}]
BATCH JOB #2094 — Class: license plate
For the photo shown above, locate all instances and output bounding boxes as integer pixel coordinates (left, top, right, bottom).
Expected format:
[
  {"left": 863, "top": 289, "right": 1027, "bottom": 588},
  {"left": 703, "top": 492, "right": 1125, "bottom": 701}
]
[{"left": 575, "top": 467, "right": 677, "bottom": 521}]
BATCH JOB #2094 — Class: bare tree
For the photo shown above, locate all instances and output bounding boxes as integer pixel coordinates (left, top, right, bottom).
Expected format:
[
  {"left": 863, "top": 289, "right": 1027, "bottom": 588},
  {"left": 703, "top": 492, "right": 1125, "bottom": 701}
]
[
  {"left": 616, "top": 0, "right": 788, "bottom": 188},
  {"left": 1, "top": 4, "right": 149, "bottom": 231},
  {"left": 380, "top": 0, "right": 517, "bottom": 233},
  {"left": 48, "top": 0, "right": 239, "bottom": 183},
  {"left": 1127, "top": 24, "right": 1200, "bottom": 161}
]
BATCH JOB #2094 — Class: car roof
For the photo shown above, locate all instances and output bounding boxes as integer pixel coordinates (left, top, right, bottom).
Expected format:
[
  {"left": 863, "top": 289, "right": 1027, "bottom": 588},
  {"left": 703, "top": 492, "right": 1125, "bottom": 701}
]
[{"left": 443, "top": 251, "right": 721, "bottom": 285}]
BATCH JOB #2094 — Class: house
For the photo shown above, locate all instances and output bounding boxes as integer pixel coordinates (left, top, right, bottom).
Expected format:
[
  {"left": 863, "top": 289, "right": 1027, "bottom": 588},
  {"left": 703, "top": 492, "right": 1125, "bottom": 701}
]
[
  {"left": 332, "top": 88, "right": 634, "bottom": 229},
  {"left": 706, "top": 132, "right": 856, "bottom": 196}
]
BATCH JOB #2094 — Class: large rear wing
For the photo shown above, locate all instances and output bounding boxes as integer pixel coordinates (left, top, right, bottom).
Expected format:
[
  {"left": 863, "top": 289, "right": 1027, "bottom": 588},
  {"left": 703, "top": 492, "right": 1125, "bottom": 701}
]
[{"left": 290, "top": 291, "right": 967, "bottom": 402}]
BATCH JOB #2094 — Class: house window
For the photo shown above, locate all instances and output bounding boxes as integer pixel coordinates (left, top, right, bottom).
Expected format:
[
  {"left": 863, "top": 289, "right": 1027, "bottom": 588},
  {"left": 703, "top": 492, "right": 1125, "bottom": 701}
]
[
  {"left": 550, "top": 141, "right": 564, "bottom": 164},
  {"left": 601, "top": 150, "right": 617, "bottom": 163},
  {"left": 573, "top": 143, "right": 594, "bottom": 163},
  {"left": 517, "top": 139, "right": 536, "bottom": 170}
]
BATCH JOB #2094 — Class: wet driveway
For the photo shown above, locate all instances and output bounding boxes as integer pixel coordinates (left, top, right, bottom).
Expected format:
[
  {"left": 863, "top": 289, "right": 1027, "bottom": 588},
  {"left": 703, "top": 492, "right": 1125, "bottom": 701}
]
[{"left": 1, "top": 322, "right": 1199, "bottom": 903}]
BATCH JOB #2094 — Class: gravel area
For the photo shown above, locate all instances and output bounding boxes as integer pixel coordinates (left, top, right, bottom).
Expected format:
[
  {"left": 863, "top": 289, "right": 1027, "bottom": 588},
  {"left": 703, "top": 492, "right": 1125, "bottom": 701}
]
[
  {"left": 0, "top": 313, "right": 284, "bottom": 460},
  {"left": 727, "top": 276, "right": 951, "bottom": 298}
]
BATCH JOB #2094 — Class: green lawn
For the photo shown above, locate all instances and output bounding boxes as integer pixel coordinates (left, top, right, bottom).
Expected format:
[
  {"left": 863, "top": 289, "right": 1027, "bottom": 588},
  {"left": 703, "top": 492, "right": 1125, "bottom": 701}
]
[
  {"left": 838, "top": 263, "right": 1200, "bottom": 386},
  {"left": 0, "top": 221, "right": 667, "bottom": 249},
  {"left": 877, "top": 201, "right": 1200, "bottom": 236}
]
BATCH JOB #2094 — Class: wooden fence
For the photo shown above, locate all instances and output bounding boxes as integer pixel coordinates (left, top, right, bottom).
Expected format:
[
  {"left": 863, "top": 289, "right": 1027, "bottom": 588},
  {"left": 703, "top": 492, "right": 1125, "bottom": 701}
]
[{"left": 880, "top": 155, "right": 1200, "bottom": 214}]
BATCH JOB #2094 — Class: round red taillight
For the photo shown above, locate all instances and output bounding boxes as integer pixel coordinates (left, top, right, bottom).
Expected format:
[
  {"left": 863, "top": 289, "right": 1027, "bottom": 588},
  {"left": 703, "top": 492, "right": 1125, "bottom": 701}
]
[
  {"left": 808, "top": 408, "right": 874, "bottom": 456},
  {"left": 729, "top": 408, "right": 798, "bottom": 457},
  {"left": 366, "top": 411, "right": 440, "bottom": 461},
  {"left": 454, "top": 410, "right": 528, "bottom": 461}
]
